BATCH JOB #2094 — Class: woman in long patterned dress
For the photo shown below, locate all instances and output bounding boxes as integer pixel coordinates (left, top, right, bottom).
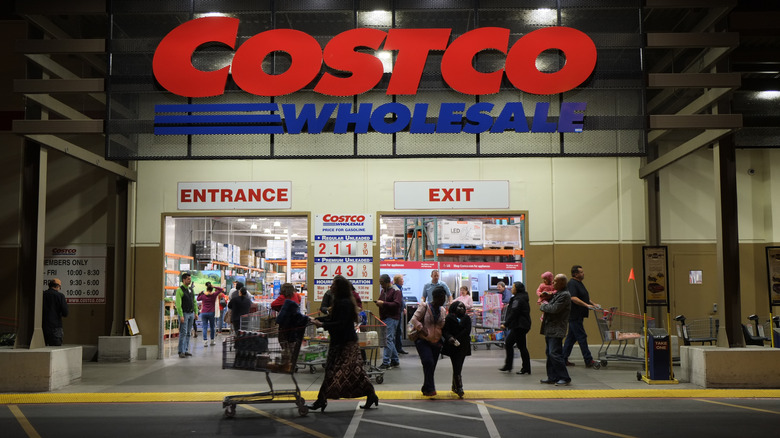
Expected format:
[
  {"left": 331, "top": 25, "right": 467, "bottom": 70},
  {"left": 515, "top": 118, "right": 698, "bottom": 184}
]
[{"left": 308, "top": 275, "right": 378, "bottom": 411}]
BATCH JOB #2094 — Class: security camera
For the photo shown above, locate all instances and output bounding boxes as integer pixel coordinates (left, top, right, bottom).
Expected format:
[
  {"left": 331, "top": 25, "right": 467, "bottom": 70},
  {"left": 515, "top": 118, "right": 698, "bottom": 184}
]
[{"left": 747, "top": 168, "right": 756, "bottom": 175}]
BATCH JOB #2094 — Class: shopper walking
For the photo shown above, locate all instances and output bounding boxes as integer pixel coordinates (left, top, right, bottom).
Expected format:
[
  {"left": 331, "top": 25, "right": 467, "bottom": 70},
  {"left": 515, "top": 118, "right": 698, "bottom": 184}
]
[
  {"left": 42, "top": 278, "right": 68, "bottom": 346},
  {"left": 409, "top": 286, "right": 447, "bottom": 397},
  {"left": 393, "top": 274, "right": 409, "bottom": 355},
  {"left": 499, "top": 282, "right": 532, "bottom": 375},
  {"left": 563, "top": 265, "right": 601, "bottom": 368},
  {"left": 376, "top": 273, "right": 402, "bottom": 370},
  {"left": 442, "top": 300, "right": 471, "bottom": 398},
  {"left": 176, "top": 273, "right": 198, "bottom": 358},
  {"left": 308, "top": 276, "right": 378, "bottom": 412},
  {"left": 197, "top": 282, "right": 219, "bottom": 347},
  {"left": 540, "top": 274, "right": 572, "bottom": 386}
]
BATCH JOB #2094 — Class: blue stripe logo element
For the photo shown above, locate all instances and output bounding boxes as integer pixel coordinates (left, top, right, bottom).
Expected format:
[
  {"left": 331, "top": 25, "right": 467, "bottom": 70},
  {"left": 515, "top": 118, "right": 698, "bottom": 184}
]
[{"left": 153, "top": 103, "right": 284, "bottom": 135}]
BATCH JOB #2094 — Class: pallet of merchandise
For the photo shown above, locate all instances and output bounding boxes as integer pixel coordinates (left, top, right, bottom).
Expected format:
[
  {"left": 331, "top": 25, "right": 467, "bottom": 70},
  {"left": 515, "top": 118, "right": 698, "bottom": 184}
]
[
  {"left": 482, "top": 224, "right": 521, "bottom": 248},
  {"left": 427, "top": 220, "right": 483, "bottom": 247}
]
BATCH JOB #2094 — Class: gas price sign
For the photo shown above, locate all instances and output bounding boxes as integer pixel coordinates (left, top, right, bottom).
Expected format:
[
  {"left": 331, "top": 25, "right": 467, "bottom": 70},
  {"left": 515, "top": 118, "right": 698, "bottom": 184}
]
[
  {"left": 43, "top": 246, "right": 107, "bottom": 304},
  {"left": 313, "top": 214, "right": 374, "bottom": 301}
]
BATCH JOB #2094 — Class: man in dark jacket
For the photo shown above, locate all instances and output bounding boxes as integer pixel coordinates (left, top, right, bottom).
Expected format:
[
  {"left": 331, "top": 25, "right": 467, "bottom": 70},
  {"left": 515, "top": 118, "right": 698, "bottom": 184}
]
[
  {"left": 499, "top": 282, "right": 531, "bottom": 374},
  {"left": 540, "top": 274, "right": 572, "bottom": 386},
  {"left": 563, "top": 265, "right": 601, "bottom": 368},
  {"left": 228, "top": 287, "right": 252, "bottom": 333},
  {"left": 376, "top": 273, "right": 402, "bottom": 369},
  {"left": 42, "top": 279, "right": 69, "bottom": 346}
]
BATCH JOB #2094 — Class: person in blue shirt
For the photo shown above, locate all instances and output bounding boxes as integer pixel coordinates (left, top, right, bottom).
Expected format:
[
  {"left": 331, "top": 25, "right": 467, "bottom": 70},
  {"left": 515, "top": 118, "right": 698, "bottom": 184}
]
[{"left": 420, "top": 269, "right": 452, "bottom": 306}]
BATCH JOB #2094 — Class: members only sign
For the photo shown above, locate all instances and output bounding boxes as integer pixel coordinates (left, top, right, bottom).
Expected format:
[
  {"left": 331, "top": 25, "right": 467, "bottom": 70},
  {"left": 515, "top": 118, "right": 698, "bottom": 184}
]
[
  {"left": 178, "top": 182, "right": 292, "bottom": 210},
  {"left": 394, "top": 181, "right": 509, "bottom": 209}
]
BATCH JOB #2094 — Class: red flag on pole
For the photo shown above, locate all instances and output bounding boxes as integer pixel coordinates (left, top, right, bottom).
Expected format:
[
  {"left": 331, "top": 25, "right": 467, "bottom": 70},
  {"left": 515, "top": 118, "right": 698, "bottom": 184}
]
[{"left": 628, "top": 268, "right": 635, "bottom": 282}]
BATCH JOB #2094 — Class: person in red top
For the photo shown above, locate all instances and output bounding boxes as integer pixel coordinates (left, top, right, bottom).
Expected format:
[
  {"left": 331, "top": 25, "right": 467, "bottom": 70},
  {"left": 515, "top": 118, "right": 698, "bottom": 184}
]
[{"left": 271, "top": 286, "right": 300, "bottom": 312}]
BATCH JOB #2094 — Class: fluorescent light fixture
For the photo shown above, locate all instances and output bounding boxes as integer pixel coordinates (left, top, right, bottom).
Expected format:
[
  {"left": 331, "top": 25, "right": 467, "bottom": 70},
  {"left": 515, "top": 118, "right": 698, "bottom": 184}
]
[
  {"left": 361, "top": 10, "right": 392, "bottom": 27},
  {"left": 273, "top": 221, "right": 281, "bottom": 227},
  {"left": 529, "top": 8, "right": 557, "bottom": 25},
  {"left": 250, "top": 223, "right": 258, "bottom": 230},
  {"left": 380, "top": 223, "right": 388, "bottom": 229},
  {"left": 376, "top": 50, "right": 393, "bottom": 73},
  {"left": 237, "top": 218, "right": 246, "bottom": 222},
  {"left": 264, "top": 229, "right": 271, "bottom": 233},
  {"left": 757, "top": 90, "right": 780, "bottom": 100}
]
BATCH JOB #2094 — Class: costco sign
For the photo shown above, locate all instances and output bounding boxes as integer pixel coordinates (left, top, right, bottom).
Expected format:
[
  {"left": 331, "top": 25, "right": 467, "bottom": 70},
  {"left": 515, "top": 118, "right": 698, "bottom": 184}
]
[{"left": 152, "top": 17, "right": 597, "bottom": 135}]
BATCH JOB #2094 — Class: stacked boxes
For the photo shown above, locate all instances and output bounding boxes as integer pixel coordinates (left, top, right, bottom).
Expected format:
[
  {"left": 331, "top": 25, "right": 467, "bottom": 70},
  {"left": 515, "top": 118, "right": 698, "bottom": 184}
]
[
  {"left": 291, "top": 239, "right": 307, "bottom": 260},
  {"left": 240, "top": 250, "right": 255, "bottom": 267},
  {"left": 266, "top": 240, "right": 286, "bottom": 259},
  {"left": 428, "top": 220, "right": 483, "bottom": 247},
  {"left": 195, "top": 240, "right": 217, "bottom": 260},
  {"left": 482, "top": 224, "right": 522, "bottom": 248}
]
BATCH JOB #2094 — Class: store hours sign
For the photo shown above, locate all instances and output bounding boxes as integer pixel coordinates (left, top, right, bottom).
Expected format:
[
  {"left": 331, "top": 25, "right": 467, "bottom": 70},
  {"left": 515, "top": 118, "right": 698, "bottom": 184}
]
[
  {"left": 313, "top": 214, "right": 374, "bottom": 301},
  {"left": 43, "top": 246, "right": 106, "bottom": 304}
]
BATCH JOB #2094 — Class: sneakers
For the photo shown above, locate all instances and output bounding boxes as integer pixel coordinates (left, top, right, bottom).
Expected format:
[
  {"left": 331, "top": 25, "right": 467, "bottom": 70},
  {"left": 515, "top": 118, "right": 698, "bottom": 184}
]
[
  {"left": 390, "top": 362, "right": 400, "bottom": 368},
  {"left": 203, "top": 341, "right": 208, "bottom": 347},
  {"left": 184, "top": 352, "right": 192, "bottom": 357},
  {"left": 210, "top": 340, "right": 216, "bottom": 346},
  {"left": 379, "top": 363, "right": 392, "bottom": 370},
  {"left": 178, "top": 352, "right": 186, "bottom": 358},
  {"left": 555, "top": 379, "right": 571, "bottom": 386},
  {"left": 565, "top": 360, "right": 575, "bottom": 366},
  {"left": 586, "top": 361, "right": 602, "bottom": 369}
]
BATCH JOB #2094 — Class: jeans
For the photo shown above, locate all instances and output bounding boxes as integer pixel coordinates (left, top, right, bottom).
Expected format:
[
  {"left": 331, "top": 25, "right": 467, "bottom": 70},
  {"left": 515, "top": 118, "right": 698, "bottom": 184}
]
[
  {"left": 545, "top": 335, "right": 570, "bottom": 382},
  {"left": 563, "top": 317, "right": 593, "bottom": 363},
  {"left": 394, "top": 316, "right": 405, "bottom": 352},
  {"left": 415, "top": 338, "right": 442, "bottom": 394},
  {"left": 178, "top": 312, "right": 195, "bottom": 354},
  {"left": 201, "top": 312, "right": 216, "bottom": 340},
  {"left": 504, "top": 327, "right": 531, "bottom": 372},
  {"left": 382, "top": 318, "right": 399, "bottom": 365}
]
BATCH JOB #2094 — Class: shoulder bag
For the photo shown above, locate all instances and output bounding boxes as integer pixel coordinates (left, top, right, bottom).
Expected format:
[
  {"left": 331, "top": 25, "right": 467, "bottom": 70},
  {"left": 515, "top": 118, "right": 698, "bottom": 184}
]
[{"left": 407, "top": 303, "right": 427, "bottom": 341}]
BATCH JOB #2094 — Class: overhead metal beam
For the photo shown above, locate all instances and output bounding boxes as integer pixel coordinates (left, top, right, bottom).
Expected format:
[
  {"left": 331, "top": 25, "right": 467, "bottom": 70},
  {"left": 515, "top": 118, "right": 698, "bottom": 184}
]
[
  {"left": 648, "top": 87, "right": 734, "bottom": 143},
  {"left": 15, "top": 78, "right": 105, "bottom": 93},
  {"left": 649, "top": 114, "right": 742, "bottom": 130},
  {"left": 647, "top": 32, "right": 739, "bottom": 48},
  {"left": 13, "top": 120, "right": 104, "bottom": 134},
  {"left": 23, "top": 134, "right": 137, "bottom": 181},
  {"left": 24, "top": 94, "right": 90, "bottom": 120},
  {"left": 647, "top": 73, "right": 741, "bottom": 88},
  {"left": 644, "top": 0, "right": 735, "bottom": 7},
  {"left": 15, "top": 39, "right": 105, "bottom": 54},
  {"left": 639, "top": 129, "right": 731, "bottom": 179}
]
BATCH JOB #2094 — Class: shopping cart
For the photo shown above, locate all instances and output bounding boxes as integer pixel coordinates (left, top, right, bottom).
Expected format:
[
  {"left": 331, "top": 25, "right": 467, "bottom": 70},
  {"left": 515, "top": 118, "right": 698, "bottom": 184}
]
[
  {"left": 359, "top": 310, "right": 387, "bottom": 384},
  {"left": 673, "top": 315, "right": 719, "bottom": 345},
  {"left": 594, "top": 307, "right": 655, "bottom": 366},
  {"left": 222, "top": 312, "right": 310, "bottom": 418},
  {"left": 297, "top": 323, "right": 328, "bottom": 374}
]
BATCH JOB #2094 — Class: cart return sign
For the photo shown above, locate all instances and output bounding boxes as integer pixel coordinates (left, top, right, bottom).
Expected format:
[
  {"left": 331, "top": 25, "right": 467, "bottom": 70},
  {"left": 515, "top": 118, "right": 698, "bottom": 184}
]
[{"left": 151, "top": 19, "right": 594, "bottom": 135}]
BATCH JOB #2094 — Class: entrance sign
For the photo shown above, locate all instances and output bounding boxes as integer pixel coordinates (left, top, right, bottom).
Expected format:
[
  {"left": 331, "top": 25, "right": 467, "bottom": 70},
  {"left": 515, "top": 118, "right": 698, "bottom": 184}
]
[
  {"left": 394, "top": 181, "right": 509, "bottom": 210},
  {"left": 177, "top": 182, "right": 292, "bottom": 210}
]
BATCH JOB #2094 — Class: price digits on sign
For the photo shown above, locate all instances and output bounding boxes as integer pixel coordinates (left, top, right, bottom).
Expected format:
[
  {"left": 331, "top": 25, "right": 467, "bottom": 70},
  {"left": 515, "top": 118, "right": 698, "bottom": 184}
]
[{"left": 316, "top": 241, "right": 359, "bottom": 256}]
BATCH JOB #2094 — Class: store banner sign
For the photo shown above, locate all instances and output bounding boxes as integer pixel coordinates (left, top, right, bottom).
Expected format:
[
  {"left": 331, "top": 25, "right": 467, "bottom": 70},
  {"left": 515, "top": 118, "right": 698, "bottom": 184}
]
[
  {"left": 43, "top": 246, "right": 106, "bottom": 304},
  {"left": 151, "top": 19, "right": 594, "bottom": 136},
  {"left": 394, "top": 181, "right": 509, "bottom": 209},
  {"left": 177, "top": 182, "right": 291, "bottom": 210}
]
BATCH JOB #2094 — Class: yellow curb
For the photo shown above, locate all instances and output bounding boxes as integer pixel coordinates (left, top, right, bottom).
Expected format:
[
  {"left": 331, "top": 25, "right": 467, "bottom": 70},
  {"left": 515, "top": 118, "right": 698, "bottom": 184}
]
[{"left": 2, "top": 389, "right": 780, "bottom": 404}]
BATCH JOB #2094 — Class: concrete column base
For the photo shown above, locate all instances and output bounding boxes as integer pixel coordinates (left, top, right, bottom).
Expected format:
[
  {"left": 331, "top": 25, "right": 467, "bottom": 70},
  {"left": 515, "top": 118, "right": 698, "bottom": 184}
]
[
  {"left": 0, "top": 346, "right": 82, "bottom": 391},
  {"left": 678, "top": 345, "right": 780, "bottom": 388},
  {"left": 98, "top": 335, "right": 142, "bottom": 362}
]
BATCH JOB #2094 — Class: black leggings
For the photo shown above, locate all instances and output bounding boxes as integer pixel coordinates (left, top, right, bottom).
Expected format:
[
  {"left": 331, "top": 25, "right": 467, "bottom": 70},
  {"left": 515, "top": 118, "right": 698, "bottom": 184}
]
[{"left": 504, "top": 327, "right": 531, "bottom": 371}]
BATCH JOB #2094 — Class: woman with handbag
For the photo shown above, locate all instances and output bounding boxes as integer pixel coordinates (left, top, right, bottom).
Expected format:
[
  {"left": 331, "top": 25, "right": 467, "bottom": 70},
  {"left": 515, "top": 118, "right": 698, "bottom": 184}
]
[
  {"left": 308, "top": 275, "right": 378, "bottom": 412},
  {"left": 409, "top": 286, "right": 447, "bottom": 397},
  {"left": 441, "top": 300, "right": 472, "bottom": 398}
]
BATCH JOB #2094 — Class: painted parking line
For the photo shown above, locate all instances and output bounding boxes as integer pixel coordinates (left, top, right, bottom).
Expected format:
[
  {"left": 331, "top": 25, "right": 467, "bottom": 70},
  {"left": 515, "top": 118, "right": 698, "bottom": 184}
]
[
  {"left": 359, "top": 419, "right": 479, "bottom": 438},
  {"left": 381, "top": 401, "right": 482, "bottom": 420},
  {"left": 476, "top": 401, "right": 501, "bottom": 438},
  {"left": 472, "top": 401, "right": 638, "bottom": 438},
  {"left": 695, "top": 399, "right": 780, "bottom": 414},
  {"left": 240, "top": 404, "right": 332, "bottom": 438},
  {"left": 8, "top": 405, "right": 41, "bottom": 438}
]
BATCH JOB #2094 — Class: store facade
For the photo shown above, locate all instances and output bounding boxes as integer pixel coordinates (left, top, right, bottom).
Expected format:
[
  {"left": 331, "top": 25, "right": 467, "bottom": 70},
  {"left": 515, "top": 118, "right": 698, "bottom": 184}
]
[{"left": 4, "top": 1, "right": 780, "bottom": 358}]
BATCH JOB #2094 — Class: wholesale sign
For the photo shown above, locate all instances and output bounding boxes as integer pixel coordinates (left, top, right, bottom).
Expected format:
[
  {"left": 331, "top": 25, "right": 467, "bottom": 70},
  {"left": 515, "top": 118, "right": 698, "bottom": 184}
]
[{"left": 152, "top": 18, "right": 595, "bottom": 136}]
